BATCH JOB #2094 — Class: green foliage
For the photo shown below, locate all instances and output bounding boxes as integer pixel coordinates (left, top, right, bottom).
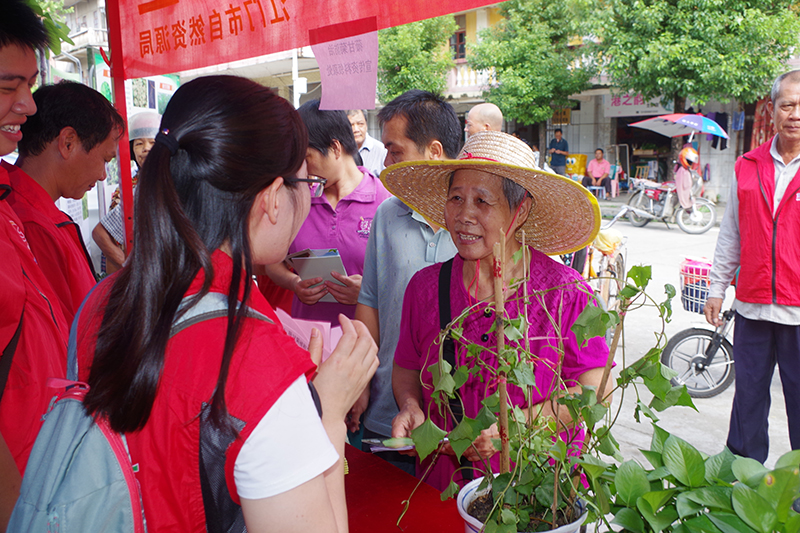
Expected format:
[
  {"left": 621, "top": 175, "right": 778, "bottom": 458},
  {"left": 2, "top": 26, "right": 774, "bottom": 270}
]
[
  {"left": 25, "top": 0, "right": 74, "bottom": 57},
  {"left": 598, "top": 428, "right": 800, "bottom": 532},
  {"left": 468, "top": 0, "right": 595, "bottom": 124},
  {"left": 599, "top": 0, "right": 800, "bottom": 108},
  {"left": 377, "top": 16, "right": 457, "bottom": 104}
]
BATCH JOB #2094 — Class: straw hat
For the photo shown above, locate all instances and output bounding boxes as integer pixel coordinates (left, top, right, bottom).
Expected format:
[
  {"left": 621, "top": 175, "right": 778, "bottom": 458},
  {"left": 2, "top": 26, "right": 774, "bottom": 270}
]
[{"left": 380, "top": 131, "right": 601, "bottom": 255}]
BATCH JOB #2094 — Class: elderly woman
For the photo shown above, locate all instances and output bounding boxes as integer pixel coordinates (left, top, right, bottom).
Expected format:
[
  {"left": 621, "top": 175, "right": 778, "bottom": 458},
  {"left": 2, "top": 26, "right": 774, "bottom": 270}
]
[{"left": 386, "top": 131, "right": 609, "bottom": 490}]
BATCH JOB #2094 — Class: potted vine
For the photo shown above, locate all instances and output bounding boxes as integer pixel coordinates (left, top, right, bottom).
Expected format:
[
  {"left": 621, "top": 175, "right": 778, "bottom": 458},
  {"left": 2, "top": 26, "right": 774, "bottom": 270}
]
[{"left": 396, "top": 235, "right": 694, "bottom": 532}]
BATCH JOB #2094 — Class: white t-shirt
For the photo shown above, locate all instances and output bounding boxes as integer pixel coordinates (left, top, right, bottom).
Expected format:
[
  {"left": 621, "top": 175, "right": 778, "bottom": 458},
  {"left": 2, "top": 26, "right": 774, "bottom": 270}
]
[{"left": 233, "top": 376, "right": 338, "bottom": 500}]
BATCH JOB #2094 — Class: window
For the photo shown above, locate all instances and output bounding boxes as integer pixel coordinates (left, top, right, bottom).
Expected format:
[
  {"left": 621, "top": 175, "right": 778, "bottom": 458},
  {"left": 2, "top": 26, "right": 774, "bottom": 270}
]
[{"left": 450, "top": 15, "right": 466, "bottom": 60}]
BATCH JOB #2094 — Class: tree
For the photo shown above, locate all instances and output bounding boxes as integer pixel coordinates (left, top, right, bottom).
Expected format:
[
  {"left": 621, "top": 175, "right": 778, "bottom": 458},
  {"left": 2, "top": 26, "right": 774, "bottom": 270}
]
[
  {"left": 468, "top": 0, "right": 596, "bottom": 125},
  {"left": 377, "top": 16, "right": 457, "bottom": 103},
  {"left": 26, "top": 0, "right": 74, "bottom": 56},
  {"left": 600, "top": 0, "right": 800, "bottom": 167}
]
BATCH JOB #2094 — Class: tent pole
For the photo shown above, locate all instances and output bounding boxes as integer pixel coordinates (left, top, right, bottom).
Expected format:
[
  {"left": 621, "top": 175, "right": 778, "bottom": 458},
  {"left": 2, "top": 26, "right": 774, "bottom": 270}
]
[{"left": 105, "top": 0, "right": 134, "bottom": 255}]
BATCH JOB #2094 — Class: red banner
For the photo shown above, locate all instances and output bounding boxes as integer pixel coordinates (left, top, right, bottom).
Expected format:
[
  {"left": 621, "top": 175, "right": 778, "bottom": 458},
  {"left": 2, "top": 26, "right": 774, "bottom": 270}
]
[{"left": 111, "top": 0, "right": 498, "bottom": 79}]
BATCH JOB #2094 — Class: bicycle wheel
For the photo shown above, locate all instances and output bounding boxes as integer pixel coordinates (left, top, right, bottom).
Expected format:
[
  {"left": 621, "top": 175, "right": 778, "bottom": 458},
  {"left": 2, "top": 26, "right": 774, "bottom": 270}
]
[
  {"left": 661, "top": 328, "right": 735, "bottom": 398},
  {"left": 676, "top": 198, "right": 717, "bottom": 234},
  {"left": 626, "top": 190, "right": 651, "bottom": 227}
]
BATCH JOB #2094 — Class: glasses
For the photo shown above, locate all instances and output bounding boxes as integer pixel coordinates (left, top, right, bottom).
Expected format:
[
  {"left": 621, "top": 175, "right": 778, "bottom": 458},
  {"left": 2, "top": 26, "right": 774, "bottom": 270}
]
[{"left": 286, "top": 176, "right": 327, "bottom": 198}]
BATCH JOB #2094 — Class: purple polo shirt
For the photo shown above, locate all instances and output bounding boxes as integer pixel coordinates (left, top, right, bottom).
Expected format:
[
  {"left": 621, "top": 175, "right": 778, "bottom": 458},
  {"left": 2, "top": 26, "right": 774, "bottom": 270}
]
[{"left": 289, "top": 167, "right": 392, "bottom": 324}]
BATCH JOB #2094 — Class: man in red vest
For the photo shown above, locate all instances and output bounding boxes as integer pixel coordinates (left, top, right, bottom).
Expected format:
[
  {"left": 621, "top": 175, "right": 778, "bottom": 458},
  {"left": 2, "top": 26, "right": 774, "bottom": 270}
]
[
  {"left": 705, "top": 70, "right": 800, "bottom": 462},
  {"left": 0, "top": 1, "right": 69, "bottom": 526},
  {"left": 5, "top": 81, "right": 124, "bottom": 324}
]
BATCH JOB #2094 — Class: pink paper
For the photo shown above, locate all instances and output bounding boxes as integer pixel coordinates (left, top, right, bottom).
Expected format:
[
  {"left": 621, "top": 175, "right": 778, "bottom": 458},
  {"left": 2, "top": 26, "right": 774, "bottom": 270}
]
[
  {"left": 275, "top": 308, "right": 341, "bottom": 362},
  {"left": 311, "top": 31, "right": 379, "bottom": 111}
]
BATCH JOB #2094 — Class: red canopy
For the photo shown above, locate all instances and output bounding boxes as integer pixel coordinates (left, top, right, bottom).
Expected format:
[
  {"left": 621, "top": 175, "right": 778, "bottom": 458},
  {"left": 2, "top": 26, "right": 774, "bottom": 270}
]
[
  {"left": 106, "top": 0, "right": 497, "bottom": 249},
  {"left": 110, "top": 0, "right": 496, "bottom": 78}
]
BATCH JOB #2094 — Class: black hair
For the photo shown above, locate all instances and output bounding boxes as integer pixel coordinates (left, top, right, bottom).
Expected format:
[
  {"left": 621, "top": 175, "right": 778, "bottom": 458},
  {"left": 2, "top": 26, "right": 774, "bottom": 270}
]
[
  {"left": 18, "top": 81, "right": 125, "bottom": 159},
  {"left": 0, "top": 0, "right": 48, "bottom": 51},
  {"left": 377, "top": 89, "right": 462, "bottom": 159},
  {"left": 85, "top": 76, "right": 307, "bottom": 435},
  {"left": 298, "top": 99, "right": 358, "bottom": 158},
  {"left": 595, "top": 148, "right": 604, "bottom": 154},
  {"left": 554, "top": 128, "right": 563, "bottom": 134}
]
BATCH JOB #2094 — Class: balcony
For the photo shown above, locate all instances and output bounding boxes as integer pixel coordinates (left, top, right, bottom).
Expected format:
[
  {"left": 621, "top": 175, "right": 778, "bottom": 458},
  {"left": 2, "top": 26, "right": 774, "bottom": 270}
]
[
  {"left": 444, "top": 64, "right": 495, "bottom": 98},
  {"left": 63, "top": 26, "right": 109, "bottom": 53}
]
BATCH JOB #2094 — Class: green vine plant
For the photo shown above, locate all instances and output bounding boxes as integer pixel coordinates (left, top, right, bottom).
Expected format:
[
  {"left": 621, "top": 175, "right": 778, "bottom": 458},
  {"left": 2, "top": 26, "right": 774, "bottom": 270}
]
[
  {"left": 397, "top": 251, "right": 703, "bottom": 532},
  {"left": 397, "top": 252, "right": 800, "bottom": 532}
]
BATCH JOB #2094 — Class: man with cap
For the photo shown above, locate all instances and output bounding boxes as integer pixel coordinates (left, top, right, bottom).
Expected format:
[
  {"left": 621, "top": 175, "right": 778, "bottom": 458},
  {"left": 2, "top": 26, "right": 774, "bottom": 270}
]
[
  {"left": 464, "top": 102, "right": 503, "bottom": 138},
  {"left": 6, "top": 80, "right": 124, "bottom": 323},
  {"left": 0, "top": 1, "right": 68, "bottom": 522},
  {"left": 354, "top": 90, "right": 461, "bottom": 473},
  {"left": 92, "top": 110, "right": 160, "bottom": 273}
]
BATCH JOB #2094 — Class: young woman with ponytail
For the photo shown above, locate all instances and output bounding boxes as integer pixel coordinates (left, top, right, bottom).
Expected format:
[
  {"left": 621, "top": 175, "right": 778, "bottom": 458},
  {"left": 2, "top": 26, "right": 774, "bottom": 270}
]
[{"left": 74, "top": 75, "right": 378, "bottom": 533}]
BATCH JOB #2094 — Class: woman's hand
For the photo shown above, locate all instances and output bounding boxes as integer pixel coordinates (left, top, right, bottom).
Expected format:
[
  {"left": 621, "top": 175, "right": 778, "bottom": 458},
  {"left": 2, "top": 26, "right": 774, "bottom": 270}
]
[
  {"left": 390, "top": 400, "right": 425, "bottom": 457},
  {"left": 439, "top": 423, "right": 500, "bottom": 463},
  {"left": 325, "top": 273, "right": 362, "bottom": 306},
  {"left": 294, "top": 276, "right": 328, "bottom": 306},
  {"left": 311, "top": 315, "right": 378, "bottom": 422},
  {"left": 346, "top": 386, "right": 370, "bottom": 433}
]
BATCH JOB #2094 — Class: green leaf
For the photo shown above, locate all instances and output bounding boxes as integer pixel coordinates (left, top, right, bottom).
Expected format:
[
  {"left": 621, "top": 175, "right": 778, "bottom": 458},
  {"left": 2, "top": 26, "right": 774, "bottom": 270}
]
[
  {"left": 449, "top": 416, "right": 483, "bottom": 459},
  {"left": 684, "top": 486, "right": 734, "bottom": 512},
  {"left": 511, "top": 247, "right": 525, "bottom": 265},
  {"left": 616, "top": 460, "right": 652, "bottom": 507},
  {"left": 636, "top": 400, "right": 660, "bottom": 423},
  {"left": 651, "top": 424, "right": 671, "bottom": 453},
  {"left": 705, "top": 448, "right": 737, "bottom": 484},
  {"left": 676, "top": 491, "right": 705, "bottom": 518},
  {"left": 641, "top": 450, "right": 663, "bottom": 469},
  {"left": 775, "top": 449, "right": 800, "bottom": 470},
  {"left": 482, "top": 392, "right": 500, "bottom": 411},
  {"left": 731, "top": 483, "right": 777, "bottom": 533},
  {"left": 513, "top": 364, "right": 537, "bottom": 387},
  {"left": 427, "top": 359, "right": 452, "bottom": 390},
  {"left": 628, "top": 265, "right": 652, "bottom": 290},
  {"left": 571, "top": 303, "right": 613, "bottom": 346},
  {"left": 662, "top": 435, "right": 706, "bottom": 488},
  {"left": 636, "top": 491, "right": 679, "bottom": 532},
  {"left": 756, "top": 466, "right": 800, "bottom": 521},
  {"left": 440, "top": 481, "right": 460, "bottom": 501},
  {"left": 549, "top": 438, "right": 567, "bottom": 462},
  {"left": 731, "top": 457, "right": 768, "bottom": 488},
  {"left": 475, "top": 405, "right": 497, "bottom": 430},
  {"left": 433, "top": 373, "right": 456, "bottom": 396},
  {"left": 682, "top": 514, "right": 722, "bottom": 533},
  {"left": 453, "top": 365, "right": 470, "bottom": 389},
  {"left": 786, "top": 514, "right": 800, "bottom": 533},
  {"left": 707, "top": 512, "right": 758, "bottom": 533},
  {"left": 410, "top": 419, "right": 447, "bottom": 461},
  {"left": 500, "top": 508, "right": 516, "bottom": 525},
  {"left": 578, "top": 454, "right": 612, "bottom": 482},
  {"left": 581, "top": 403, "right": 608, "bottom": 429},
  {"left": 611, "top": 507, "right": 645, "bottom": 533}
]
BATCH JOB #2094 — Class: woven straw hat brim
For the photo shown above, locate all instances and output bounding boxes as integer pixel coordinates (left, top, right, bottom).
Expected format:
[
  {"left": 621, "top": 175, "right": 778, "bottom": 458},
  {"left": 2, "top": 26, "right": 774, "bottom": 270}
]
[{"left": 381, "top": 159, "right": 601, "bottom": 255}]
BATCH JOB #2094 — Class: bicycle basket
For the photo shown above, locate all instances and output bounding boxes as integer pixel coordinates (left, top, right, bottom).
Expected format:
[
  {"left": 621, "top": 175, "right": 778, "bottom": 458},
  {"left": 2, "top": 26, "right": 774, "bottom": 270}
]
[{"left": 680, "top": 258, "right": 712, "bottom": 313}]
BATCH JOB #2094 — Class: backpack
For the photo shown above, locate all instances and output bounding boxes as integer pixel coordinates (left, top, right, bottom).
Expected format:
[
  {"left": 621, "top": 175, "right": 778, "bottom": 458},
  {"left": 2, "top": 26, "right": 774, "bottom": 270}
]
[{"left": 7, "top": 289, "right": 259, "bottom": 533}]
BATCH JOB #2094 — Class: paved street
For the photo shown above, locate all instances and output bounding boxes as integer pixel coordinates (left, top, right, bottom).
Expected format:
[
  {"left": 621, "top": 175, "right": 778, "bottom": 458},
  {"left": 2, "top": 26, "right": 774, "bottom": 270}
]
[{"left": 596, "top": 199, "right": 792, "bottom": 469}]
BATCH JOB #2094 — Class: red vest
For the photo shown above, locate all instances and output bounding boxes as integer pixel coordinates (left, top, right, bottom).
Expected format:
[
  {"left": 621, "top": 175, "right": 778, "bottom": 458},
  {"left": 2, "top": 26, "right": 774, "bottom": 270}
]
[
  {"left": 77, "top": 251, "right": 315, "bottom": 531},
  {"left": 3, "top": 161, "right": 97, "bottom": 324},
  {"left": 736, "top": 138, "right": 800, "bottom": 305},
  {"left": 0, "top": 165, "right": 68, "bottom": 473}
]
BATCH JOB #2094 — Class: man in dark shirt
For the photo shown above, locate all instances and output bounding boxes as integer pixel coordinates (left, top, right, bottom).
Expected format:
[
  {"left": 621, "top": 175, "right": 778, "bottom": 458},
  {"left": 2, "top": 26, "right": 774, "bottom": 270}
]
[{"left": 548, "top": 128, "right": 569, "bottom": 175}]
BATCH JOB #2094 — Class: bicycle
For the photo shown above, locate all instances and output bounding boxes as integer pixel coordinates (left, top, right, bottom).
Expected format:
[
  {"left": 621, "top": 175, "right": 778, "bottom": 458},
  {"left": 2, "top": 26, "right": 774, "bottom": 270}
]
[{"left": 660, "top": 259, "right": 735, "bottom": 398}]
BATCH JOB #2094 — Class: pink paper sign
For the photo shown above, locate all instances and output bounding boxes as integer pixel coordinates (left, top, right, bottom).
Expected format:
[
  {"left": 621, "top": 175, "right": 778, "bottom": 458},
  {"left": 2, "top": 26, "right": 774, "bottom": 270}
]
[{"left": 311, "top": 30, "right": 379, "bottom": 111}]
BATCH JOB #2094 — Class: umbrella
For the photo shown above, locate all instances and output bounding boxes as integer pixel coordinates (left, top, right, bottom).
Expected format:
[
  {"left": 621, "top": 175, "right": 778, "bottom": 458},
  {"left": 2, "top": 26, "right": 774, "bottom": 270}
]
[{"left": 630, "top": 113, "right": 729, "bottom": 139}]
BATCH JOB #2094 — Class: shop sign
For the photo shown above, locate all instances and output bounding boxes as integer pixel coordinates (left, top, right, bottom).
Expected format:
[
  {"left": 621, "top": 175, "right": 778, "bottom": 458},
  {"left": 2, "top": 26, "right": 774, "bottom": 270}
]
[{"left": 604, "top": 93, "right": 673, "bottom": 117}]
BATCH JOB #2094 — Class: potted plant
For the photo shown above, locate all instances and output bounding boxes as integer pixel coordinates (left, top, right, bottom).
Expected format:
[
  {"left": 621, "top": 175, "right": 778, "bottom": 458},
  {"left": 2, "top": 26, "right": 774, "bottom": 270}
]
[{"left": 397, "top": 233, "right": 699, "bottom": 532}]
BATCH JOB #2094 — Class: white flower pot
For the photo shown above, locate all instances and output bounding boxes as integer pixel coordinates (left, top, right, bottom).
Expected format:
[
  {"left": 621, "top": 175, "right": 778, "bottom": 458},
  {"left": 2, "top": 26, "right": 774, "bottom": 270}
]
[{"left": 456, "top": 476, "right": 587, "bottom": 533}]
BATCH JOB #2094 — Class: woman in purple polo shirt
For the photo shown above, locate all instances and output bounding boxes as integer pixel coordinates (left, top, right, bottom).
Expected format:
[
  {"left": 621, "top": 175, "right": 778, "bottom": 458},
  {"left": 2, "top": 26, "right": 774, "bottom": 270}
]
[
  {"left": 383, "top": 131, "right": 610, "bottom": 491},
  {"left": 265, "top": 100, "right": 392, "bottom": 325}
]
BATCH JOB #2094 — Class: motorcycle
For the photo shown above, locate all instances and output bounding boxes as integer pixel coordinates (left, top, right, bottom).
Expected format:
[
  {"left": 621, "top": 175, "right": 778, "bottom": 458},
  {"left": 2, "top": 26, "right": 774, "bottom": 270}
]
[{"left": 625, "top": 171, "right": 717, "bottom": 234}]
